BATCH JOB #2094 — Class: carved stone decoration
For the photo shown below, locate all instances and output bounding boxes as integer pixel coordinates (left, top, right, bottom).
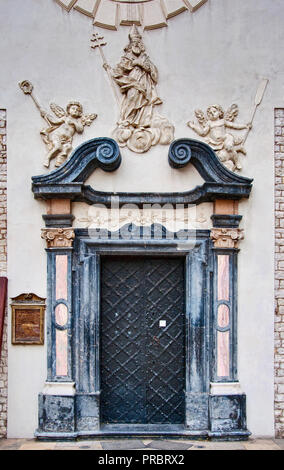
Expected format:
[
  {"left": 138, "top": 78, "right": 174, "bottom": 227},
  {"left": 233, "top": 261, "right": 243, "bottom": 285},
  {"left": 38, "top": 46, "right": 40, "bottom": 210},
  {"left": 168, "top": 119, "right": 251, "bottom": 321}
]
[
  {"left": 77, "top": 205, "right": 210, "bottom": 231},
  {"left": 19, "top": 80, "right": 97, "bottom": 169},
  {"left": 32, "top": 138, "right": 253, "bottom": 207},
  {"left": 105, "top": 25, "right": 174, "bottom": 153},
  {"left": 53, "top": 0, "right": 208, "bottom": 31},
  {"left": 210, "top": 228, "right": 244, "bottom": 249},
  {"left": 187, "top": 104, "right": 251, "bottom": 172},
  {"left": 41, "top": 228, "right": 75, "bottom": 248},
  {"left": 187, "top": 80, "right": 268, "bottom": 173}
]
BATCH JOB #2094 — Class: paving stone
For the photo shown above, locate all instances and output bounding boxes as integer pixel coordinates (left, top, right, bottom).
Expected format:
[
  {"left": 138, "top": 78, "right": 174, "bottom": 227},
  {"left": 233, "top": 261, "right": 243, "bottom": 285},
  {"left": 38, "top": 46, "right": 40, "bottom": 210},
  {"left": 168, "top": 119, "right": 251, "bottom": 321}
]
[
  {"left": 0, "top": 443, "right": 20, "bottom": 450},
  {"left": 56, "top": 447, "right": 81, "bottom": 451},
  {"left": 80, "top": 441, "right": 103, "bottom": 450},
  {"left": 78, "top": 443, "right": 103, "bottom": 450},
  {"left": 134, "top": 448, "right": 159, "bottom": 450},
  {"left": 101, "top": 439, "right": 146, "bottom": 450},
  {"left": 0, "top": 438, "right": 280, "bottom": 451},
  {"left": 147, "top": 440, "right": 193, "bottom": 450},
  {"left": 142, "top": 439, "right": 153, "bottom": 445},
  {"left": 0, "top": 438, "right": 23, "bottom": 450},
  {"left": 19, "top": 441, "right": 57, "bottom": 450},
  {"left": 243, "top": 439, "right": 281, "bottom": 451},
  {"left": 54, "top": 440, "right": 102, "bottom": 450},
  {"left": 0, "top": 438, "right": 21, "bottom": 448},
  {"left": 274, "top": 438, "right": 284, "bottom": 450},
  {"left": 137, "top": 447, "right": 159, "bottom": 450},
  {"left": 193, "top": 441, "right": 245, "bottom": 451},
  {"left": 55, "top": 441, "right": 80, "bottom": 447}
]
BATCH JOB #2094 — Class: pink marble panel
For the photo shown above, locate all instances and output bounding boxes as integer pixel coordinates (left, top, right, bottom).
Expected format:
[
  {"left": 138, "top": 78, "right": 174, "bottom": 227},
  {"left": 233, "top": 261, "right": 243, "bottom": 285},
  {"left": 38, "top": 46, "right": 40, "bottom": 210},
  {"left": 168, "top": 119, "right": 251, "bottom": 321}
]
[
  {"left": 217, "top": 255, "right": 229, "bottom": 301},
  {"left": 56, "top": 255, "right": 68, "bottom": 300},
  {"left": 217, "top": 304, "right": 230, "bottom": 328},
  {"left": 217, "top": 330, "right": 230, "bottom": 377},
  {"left": 55, "top": 303, "right": 68, "bottom": 327},
  {"left": 56, "top": 329, "right": 68, "bottom": 376}
]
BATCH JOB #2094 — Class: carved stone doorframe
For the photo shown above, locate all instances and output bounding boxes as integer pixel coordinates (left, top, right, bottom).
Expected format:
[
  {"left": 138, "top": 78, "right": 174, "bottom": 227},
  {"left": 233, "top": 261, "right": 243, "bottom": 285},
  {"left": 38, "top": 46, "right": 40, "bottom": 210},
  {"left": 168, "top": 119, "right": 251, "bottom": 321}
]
[
  {"left": 33, "top": 137, "right": 252, "bottom": 439},
  {"left": 73, "top": 228, "right": 210, "bottom": 436},
  {"left": 36, "top": 225, "right": 250, "bottom": 439}
]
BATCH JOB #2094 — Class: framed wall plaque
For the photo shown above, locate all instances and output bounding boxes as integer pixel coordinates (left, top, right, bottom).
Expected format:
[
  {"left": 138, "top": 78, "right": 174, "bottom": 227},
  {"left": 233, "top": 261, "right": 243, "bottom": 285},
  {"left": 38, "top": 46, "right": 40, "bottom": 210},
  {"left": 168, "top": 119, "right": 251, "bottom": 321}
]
[{"left": 11, "top": 293, "right": 45, "bottom": 345}]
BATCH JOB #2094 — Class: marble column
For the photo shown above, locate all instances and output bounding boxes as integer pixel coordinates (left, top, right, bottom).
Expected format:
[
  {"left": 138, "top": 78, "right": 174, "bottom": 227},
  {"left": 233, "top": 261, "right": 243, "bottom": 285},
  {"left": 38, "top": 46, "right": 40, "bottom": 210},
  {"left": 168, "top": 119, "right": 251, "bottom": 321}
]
[
  {"left": 208, "top": 200, "right": 249, "bottom": 439},
  {"left": 36, "top": 201, "right": 76, "bottom": 438}
]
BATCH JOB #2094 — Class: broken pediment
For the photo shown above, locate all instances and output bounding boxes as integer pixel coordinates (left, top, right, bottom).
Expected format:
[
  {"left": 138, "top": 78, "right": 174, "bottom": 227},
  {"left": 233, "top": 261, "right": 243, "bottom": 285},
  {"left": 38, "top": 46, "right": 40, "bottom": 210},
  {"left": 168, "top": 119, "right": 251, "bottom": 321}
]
[{"left": 32, "top": 137, "right": 253, "bottom": 207}]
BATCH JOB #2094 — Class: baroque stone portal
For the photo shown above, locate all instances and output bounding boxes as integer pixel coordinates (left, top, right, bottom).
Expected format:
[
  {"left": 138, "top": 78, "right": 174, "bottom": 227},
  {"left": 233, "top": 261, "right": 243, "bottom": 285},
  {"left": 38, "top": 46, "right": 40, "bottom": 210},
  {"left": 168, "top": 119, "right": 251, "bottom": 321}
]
[{"left": 101, "top": 25, "right": 174, "bottom": 153}]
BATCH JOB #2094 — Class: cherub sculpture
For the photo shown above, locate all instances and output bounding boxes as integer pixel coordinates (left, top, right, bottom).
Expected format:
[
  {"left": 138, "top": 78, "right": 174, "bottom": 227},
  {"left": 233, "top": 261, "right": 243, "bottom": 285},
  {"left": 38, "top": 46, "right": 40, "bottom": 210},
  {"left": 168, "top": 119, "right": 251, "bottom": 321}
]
[
  {"left": 40, "top": 102, "right": 97, "bottom": 168},
  {"left": 187, "top": 104, "right": 251, "bottom": 172},
  {"left": 19, "top": 80, "right": 97, "bottom": 168}
]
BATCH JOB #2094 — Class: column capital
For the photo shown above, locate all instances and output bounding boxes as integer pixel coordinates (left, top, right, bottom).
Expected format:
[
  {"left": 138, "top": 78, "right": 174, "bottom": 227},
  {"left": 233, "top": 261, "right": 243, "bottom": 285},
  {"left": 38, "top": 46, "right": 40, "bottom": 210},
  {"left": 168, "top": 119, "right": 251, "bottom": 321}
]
[
  {"left": 210, "top": 228, "right": 244, "bottom": 249},
  {"left": 41, "top": 228, "right": 75, "bottom": 248}
]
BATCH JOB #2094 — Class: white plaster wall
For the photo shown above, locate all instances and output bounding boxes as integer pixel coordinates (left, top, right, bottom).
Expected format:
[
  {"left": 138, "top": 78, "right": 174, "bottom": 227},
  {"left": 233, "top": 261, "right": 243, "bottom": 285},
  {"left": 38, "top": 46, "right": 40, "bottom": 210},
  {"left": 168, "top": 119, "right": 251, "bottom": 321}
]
[{"left": 0, "top": 0, "right": 281, "bottom": 436}]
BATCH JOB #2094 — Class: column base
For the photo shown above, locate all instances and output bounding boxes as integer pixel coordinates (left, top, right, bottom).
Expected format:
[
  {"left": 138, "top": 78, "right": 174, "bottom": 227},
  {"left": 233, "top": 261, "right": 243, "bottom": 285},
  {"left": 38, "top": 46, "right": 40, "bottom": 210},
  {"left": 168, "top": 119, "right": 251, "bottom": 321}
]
[
  {"left": 75, "top": 392, "right": 100, "bottom": 432},
  {"left": 208, "top": 430, "right": 251, "bottom": 441},
  {"left": 36, "top": 390, "right": 100, "bottom": 436},
  {"left": 209, "top": 392, "right": 250, "bottom": 438},
  {"left": 38, "top": 393, "right": 76, "bottom": 434},
  {"left": 36, "top": 389, "right": 250, "bottom": 440}
]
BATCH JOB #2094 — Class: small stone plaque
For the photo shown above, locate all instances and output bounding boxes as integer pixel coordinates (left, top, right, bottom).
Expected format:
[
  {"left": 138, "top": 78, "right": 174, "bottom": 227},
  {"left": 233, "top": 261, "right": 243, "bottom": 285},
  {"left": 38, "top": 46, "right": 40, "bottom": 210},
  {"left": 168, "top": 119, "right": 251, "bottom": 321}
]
[{"left": 11, "top": 293, "right": 45, "bottom": 345}]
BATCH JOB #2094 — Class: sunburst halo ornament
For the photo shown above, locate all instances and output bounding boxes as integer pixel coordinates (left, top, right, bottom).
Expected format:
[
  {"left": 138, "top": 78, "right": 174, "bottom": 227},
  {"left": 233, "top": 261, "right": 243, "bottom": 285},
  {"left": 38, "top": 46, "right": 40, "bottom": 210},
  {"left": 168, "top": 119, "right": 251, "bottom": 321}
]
[{"left": 53, "top": 0, "right": 208, "bottom": 31}]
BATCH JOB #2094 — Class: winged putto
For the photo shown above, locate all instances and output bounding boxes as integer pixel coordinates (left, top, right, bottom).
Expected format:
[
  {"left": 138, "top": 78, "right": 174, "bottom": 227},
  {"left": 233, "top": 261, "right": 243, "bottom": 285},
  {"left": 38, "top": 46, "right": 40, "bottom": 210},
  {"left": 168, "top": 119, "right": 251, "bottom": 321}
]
[
  {"left": 19, "top": 80, "right": 97, "bottom": 169},
  {"left": 187, "top": 104, "right": 251, "bottom": 172},
  {"left": 40, "top": 102, "right": 97, "bottom": 168}
]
